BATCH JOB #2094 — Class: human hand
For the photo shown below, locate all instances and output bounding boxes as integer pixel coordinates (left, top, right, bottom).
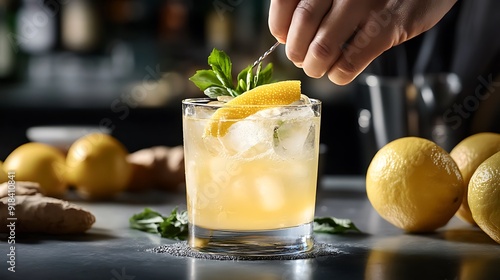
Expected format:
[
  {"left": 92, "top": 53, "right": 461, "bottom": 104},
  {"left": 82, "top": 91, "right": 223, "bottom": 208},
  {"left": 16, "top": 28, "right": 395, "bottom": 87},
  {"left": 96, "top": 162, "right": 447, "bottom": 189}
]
[{"left": 269, "top": 0, "right": 457, "bottom": 85}]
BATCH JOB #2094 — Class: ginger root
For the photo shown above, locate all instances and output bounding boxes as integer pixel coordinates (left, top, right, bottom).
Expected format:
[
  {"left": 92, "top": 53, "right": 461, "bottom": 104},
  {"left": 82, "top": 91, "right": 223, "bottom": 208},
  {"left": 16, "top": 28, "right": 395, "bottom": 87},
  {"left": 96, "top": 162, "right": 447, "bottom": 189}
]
[
  {"left": 126, "top": 145, "right": 185, "bottom": 192},
  {"left": 0, "top": 182, "right": 95, "bottom": 234},
  {"left": 0, "top": 181, "right": 40, "bottom": 197}
]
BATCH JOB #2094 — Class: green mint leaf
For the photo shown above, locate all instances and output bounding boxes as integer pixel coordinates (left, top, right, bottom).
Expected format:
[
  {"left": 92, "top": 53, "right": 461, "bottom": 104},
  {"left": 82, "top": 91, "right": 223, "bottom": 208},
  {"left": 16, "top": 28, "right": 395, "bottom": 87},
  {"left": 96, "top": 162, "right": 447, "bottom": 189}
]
[
  {"left": 256, "top": 63, "right": 273, "bottom": 87},
  {"left": 129, "top": 207, "right": 188, "bottom": 240},
  {"left": 228, "top": 88, "right": 239, "bottom": 97},
  {"left": 236, "top": 65, "right": 251, "bottom": 82},
  {"left": 237, "top": 79, "right": 246, "bottom": 93},
  {"left": 313, "top": 217, "right": 361, "bottom": 234},
  {"left": 189, "top": 70, "right": 223, "bottom": 91},
  {"left": 208, "top": 48, "right": 233, "bottom": 89},
  {"left": 129, "top": 208, "right": 164, "bottom": 234},
  {"left": 246, "top": 68, "right": 253, "bottom": 92},
  {"left": 158, "top": 207, "right": 189, "bottom": 240},
  {"left": 236, "top": 65, "right": 252, "bottom": 94},
  {"left": 253, "top": 62, "right": 262, "bottom": 86},
  {"left": 204, "top": 86, "right": 231, "bottom": 98}
]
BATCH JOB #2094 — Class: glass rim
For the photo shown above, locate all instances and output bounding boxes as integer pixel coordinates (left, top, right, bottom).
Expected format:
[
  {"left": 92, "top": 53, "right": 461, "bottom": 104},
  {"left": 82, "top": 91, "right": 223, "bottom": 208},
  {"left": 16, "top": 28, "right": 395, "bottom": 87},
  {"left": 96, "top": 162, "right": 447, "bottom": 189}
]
[{"left": 182, "top": 97, "right": 321, "bottom": 108}]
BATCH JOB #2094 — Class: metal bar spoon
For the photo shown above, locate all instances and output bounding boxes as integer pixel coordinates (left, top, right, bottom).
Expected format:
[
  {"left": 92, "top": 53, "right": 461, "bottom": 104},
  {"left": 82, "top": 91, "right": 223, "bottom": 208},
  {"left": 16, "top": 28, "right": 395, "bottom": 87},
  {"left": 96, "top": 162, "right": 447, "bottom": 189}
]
[{"left": 251, "top": 41, "right": 281, "bottom": 69}]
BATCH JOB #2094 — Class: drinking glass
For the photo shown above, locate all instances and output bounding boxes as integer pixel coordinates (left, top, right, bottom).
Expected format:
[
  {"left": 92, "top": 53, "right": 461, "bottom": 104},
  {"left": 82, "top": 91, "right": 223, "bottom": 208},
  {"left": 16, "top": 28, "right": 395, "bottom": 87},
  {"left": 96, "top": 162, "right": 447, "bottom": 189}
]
[{"left": 182, "top": 97, "right": 321, "bottom": 256}]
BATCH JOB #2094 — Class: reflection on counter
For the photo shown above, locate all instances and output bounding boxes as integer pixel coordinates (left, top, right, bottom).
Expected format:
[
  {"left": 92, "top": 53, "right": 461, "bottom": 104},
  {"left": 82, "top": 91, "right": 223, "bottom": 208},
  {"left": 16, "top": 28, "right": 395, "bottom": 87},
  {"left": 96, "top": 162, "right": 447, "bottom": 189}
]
[
  {"left": 363, "top": 230, "right": 500, "bottom": 280},
  {"left": 188, "top": 258, "right": 314, "bottom": 280},
  {"left": 364, "top": 235, "right": 460, "bottom": 280},
  {"left": 458, "top": 255, "right": 500, "bottom": 280}
]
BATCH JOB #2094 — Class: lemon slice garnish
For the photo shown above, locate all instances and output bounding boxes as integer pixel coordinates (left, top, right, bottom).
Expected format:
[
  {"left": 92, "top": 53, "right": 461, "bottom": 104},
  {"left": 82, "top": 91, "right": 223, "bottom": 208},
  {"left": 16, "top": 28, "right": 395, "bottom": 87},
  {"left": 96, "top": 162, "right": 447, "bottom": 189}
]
[{"left": 204, "top": 80, "right": 301, "bottom": 137}]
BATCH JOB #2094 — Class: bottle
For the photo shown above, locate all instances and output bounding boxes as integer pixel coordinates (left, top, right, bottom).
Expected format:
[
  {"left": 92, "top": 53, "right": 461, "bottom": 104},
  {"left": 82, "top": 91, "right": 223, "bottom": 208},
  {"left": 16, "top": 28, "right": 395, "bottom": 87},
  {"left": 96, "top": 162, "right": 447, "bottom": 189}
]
[
  {"left": 61, "top": 0, "right": 100, "bottom": 52},
  {"left": 205, "top": 10, "right": 232, "bottom": 50},
  {"left": 15, "top": 0, "right": 57, "bottom": 54}
]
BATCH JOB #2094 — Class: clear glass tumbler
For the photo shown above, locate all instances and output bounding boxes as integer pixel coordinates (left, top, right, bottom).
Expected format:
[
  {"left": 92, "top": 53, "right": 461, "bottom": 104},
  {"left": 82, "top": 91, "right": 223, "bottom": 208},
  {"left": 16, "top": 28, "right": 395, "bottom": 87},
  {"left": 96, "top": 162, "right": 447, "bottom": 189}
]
[{"left": 182, "top": 97, "right": 321, "bottom": 256}]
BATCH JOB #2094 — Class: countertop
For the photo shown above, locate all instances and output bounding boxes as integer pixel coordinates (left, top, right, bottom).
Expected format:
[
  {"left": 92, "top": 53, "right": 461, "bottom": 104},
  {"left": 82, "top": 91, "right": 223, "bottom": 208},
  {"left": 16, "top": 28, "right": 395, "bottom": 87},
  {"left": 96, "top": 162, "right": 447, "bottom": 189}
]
[{"left": 1, "top": 176, "right": 499, "bottom": 280}]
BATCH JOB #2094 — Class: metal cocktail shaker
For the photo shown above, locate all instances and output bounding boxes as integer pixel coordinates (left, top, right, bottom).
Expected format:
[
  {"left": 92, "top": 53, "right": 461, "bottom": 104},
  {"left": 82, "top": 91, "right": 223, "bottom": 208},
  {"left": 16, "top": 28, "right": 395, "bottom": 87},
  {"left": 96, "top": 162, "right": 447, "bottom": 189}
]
[{"left": 356, "top": 73, "right": 463, "bottom": 170}]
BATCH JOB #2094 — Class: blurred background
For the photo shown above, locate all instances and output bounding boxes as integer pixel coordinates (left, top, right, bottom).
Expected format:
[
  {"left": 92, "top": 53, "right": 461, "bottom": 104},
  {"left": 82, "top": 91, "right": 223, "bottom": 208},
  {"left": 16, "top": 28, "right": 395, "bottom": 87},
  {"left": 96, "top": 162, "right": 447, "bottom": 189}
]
[{"left": 0, "top": 0, "right": 499, "bottom": 175}]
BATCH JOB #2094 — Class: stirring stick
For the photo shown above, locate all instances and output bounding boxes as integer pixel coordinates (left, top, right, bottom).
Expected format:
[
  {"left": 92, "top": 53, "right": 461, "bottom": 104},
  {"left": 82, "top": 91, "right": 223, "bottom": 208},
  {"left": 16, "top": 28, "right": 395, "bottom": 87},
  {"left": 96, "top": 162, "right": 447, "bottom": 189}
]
[{"left": 251, "top": 41, "right": 281, "bottom": 69}]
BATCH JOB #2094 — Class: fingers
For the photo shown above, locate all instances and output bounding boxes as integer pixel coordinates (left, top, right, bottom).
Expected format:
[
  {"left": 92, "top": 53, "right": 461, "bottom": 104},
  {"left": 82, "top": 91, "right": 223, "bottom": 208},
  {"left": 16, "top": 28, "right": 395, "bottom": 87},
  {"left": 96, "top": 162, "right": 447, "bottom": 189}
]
[
  {"left": 301, "top": 1, "right": 363, "bottom": 78},
  {"left": 271, "top": 0, "right": 458, "bottom": 85},
  {"left": 269, "top": 0, "right": 301, "bottom": 43},
  {"left": 285, "top": 0, "right": 333, "bottom": 68},
  {"left": 327, "top": 11, "right": 396, "bottom": 85}
]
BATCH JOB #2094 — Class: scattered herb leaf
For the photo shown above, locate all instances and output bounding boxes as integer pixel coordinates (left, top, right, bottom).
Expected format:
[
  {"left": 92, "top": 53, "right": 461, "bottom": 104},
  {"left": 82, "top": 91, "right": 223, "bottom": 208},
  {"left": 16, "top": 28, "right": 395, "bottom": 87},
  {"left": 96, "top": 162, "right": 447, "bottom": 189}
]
[
  {"left": 129, "top": 207, "right": 188, "bottom": 240},
  {"left": 158, "top": 207, "right": 189, "bottom": 240},
  {"left": 313, "top": 217, "right": 361, "bottom": 234},
  {"left": 129, "top": 208, "right": 164, "bottom": 234}
]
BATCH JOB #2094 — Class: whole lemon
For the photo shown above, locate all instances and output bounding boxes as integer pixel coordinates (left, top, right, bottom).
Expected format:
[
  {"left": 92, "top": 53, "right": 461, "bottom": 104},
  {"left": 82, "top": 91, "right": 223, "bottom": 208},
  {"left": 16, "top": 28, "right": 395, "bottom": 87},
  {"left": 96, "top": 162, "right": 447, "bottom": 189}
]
[
  {"left": 468, "top": 151, "right": 500, "bottom": 244},
  {"left": 0, "top": 161, "right": 9, "bottom": 183},
  {"left": 366, "top": 137, "right": 464, "bottom": 233},
  {"left": 3, "top": 143, "right": 67, "bottom": 197},
  {"left": 450, "top": 132, "right": 500, "bottom": 225},
  {"left": 65, "top": 133, "right": 131, "bottom": 199}
]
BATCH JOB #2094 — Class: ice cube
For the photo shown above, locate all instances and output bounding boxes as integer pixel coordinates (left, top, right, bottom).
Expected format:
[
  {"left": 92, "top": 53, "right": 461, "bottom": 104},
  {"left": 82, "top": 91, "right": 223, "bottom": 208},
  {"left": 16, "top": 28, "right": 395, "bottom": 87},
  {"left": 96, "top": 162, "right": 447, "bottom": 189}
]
[
  {"left": 217, "top": 95, "right": 234, "bottom": 102},
  {"left": 202, "top": 99, "right": 316, "bottom": 158},
  {"left": 273, "top": 121, "right": 316, "bottom": 157},
  {"left": 254, "top": 176, "right": 285, "bottom": 211},
  {"left": 302, "top": 123, "right": 317, "bottom": 151},
  {"left": 184, "top": 160, "right": 198, "bottom": 196},
  {"left": 194, "top": 106, "right": 216, "bottom": 119},
  {"left": 249, "top": 107, "right": 284, "bottom": 120},
  {"left": 281, "top": 105, "right": 315, "bottom": 120},
  {"left": 205, "top": 118, "right": 275, "bottom": 158},
  {"left": 226, "top": 120, "right": 272, "bottom": 151},
  {"left": 226, "top": 175, "right": 286, "bottom": 211},
  {"left": 291, "top": 94, "right": 312, "bottom": 105},
  {"left": 250, "top": 101, "right": 315, "bottom": 121},
  {"left": 184, "top": 105, "right": 195, "bottom": 117}
]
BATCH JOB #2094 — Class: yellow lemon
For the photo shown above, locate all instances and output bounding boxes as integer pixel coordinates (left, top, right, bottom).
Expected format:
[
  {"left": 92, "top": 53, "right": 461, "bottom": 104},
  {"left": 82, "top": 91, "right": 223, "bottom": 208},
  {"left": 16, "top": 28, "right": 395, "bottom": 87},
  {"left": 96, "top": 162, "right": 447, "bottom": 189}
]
[
  {"left": 65, "top": 133, "right": 131, "bottom": 200},
  {"left": 366, "top": 137, "right": 464, "bottom": 232},
  {"left": 0, "top": 161, "right": 9, "bottom": 183},
  {"left": 3, "top": 142, "right": 67, "bottom": 197},
  {"left": 450, "top": 132, "right": 500, "bottom": 225},
  {"left": 204, "top": 80, "right": 301, "bottom": 137},
  {"left": 468, "top": 151, "right": 500, "bottom": 244}
]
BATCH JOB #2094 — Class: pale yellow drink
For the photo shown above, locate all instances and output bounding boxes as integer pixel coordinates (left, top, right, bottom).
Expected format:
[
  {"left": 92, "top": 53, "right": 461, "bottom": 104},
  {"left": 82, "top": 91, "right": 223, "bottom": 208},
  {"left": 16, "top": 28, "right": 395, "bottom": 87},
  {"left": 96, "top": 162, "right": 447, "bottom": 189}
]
[{"left": 182, "top": 96, "right": 321, "bottom": 255}]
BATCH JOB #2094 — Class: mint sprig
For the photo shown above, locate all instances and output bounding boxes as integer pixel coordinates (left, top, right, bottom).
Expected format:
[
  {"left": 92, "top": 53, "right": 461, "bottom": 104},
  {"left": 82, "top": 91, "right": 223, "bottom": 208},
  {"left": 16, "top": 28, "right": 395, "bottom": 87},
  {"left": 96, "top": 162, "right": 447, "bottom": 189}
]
[
  {"left": 158, "top": 208, "right": 188, "bottom": 240},
  {"left": 189, "top": 48, "right": 274, "bottom": 98},
  {"left": 313, "top": 217, "right": 361, "bottom": 234},
  {"left": 129, "top": 207, "right": 188, "bottom": 240}
]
